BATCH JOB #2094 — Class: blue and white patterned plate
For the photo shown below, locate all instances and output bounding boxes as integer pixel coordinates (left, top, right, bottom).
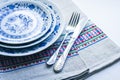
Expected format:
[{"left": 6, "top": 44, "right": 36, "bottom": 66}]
[
  {"left": 0, "top": 0, "right": 57, "bottom": 48},
  {"left": 0, "top": 0, "right": 52, "bottom": 44},
  {"left": 0, "top": 0, "right": 65, "bottom": 56}
]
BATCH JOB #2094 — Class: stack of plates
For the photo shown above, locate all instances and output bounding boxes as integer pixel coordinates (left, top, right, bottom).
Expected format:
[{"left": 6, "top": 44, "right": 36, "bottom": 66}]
[{"left": 0, "top": 0, "right": 65, "bottom": 56}]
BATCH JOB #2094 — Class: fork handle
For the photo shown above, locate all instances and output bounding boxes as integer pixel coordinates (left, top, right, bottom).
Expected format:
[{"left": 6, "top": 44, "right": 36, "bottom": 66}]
[
  {"left": 54, "top": 37, "right": 75, "bottom": 72},
  {"left": 47, "top": 32, "right": 69, "bottom": 65}
]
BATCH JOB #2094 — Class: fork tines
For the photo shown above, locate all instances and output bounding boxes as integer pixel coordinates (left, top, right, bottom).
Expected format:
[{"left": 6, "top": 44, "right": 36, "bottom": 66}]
[{"left": 68, "top": 12, "right": 80, "bottom": 27}]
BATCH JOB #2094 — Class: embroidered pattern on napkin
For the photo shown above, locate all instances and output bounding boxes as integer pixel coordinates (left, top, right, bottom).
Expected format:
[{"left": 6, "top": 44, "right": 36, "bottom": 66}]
[{"left": 0, "top": 22, "right": 107, "bottom": 73}]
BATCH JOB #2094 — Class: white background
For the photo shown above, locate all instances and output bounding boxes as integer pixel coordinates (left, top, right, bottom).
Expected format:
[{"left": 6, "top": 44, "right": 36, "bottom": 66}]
[{"left": 72, "top": 0, "right": 120, "bottom": 80}]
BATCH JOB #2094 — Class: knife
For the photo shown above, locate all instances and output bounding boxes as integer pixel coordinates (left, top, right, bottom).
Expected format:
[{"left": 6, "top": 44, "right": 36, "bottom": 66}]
[{"left": 54, "top": 17, "right": 88, "bottom": 72}]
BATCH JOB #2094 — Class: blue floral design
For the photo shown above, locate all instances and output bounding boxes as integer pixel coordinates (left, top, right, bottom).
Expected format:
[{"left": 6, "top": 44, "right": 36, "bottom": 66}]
[
  {"left": 0, "top": 0, "right": 63, "bottom": 56},
  {"left": 7, "top": 4, "right": 15, "bottom": 9},
  {"left": 28, "top": 4, "right": 35, "bottom": 9},
  {"left": 4, "top": 14, "right": 33, "bottom": 34},
  {"left": 0, "top": 1, "right": 50, "bottom": 41}
]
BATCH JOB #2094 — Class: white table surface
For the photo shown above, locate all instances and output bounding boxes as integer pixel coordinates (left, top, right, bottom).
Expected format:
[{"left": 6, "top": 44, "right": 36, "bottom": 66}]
[{"left": 72, "top": 0, "right": 120, "bottom": 80}]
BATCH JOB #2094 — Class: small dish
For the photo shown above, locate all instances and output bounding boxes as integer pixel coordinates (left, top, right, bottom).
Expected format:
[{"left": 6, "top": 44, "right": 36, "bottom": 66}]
[{"left": 0, "top": 0, "right": 52, "bottom": 44}]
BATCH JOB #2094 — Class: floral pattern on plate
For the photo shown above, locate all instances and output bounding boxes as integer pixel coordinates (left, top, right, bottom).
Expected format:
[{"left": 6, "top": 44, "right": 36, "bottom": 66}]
[{"left": 0, "top": 1, "right": 52, "bottom": 44}]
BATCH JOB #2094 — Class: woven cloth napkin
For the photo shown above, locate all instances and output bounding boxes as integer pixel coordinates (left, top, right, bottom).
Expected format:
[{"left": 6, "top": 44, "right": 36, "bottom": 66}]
[{"left": 0, "top": 0, "right": 120, "bottom": 80}]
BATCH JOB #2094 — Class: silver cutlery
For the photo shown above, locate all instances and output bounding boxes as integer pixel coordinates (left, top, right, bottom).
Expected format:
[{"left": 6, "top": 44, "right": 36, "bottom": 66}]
[
  {"left": 47, "top": 12, "right": 80, "bottom": 65},
  {"left": 54, "top": 13, "right": 88, "bottom": 72}
]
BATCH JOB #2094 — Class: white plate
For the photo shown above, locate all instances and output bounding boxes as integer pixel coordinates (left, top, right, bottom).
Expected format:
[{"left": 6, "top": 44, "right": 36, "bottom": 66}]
[
  {"left": 0, "top": 0, "right": 65, "bottom": 56},
  {"left": 0, "top": 0, "right": 52, "bottom": 44}
]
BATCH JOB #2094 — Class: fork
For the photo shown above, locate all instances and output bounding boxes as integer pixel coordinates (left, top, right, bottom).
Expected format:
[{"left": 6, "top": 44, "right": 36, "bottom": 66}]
[
  {"left": 47, "top": 12, "right": 80, "bottom": 65},
  {"left": 54, "top": 13, "right": 88, "bottom": 72}
]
